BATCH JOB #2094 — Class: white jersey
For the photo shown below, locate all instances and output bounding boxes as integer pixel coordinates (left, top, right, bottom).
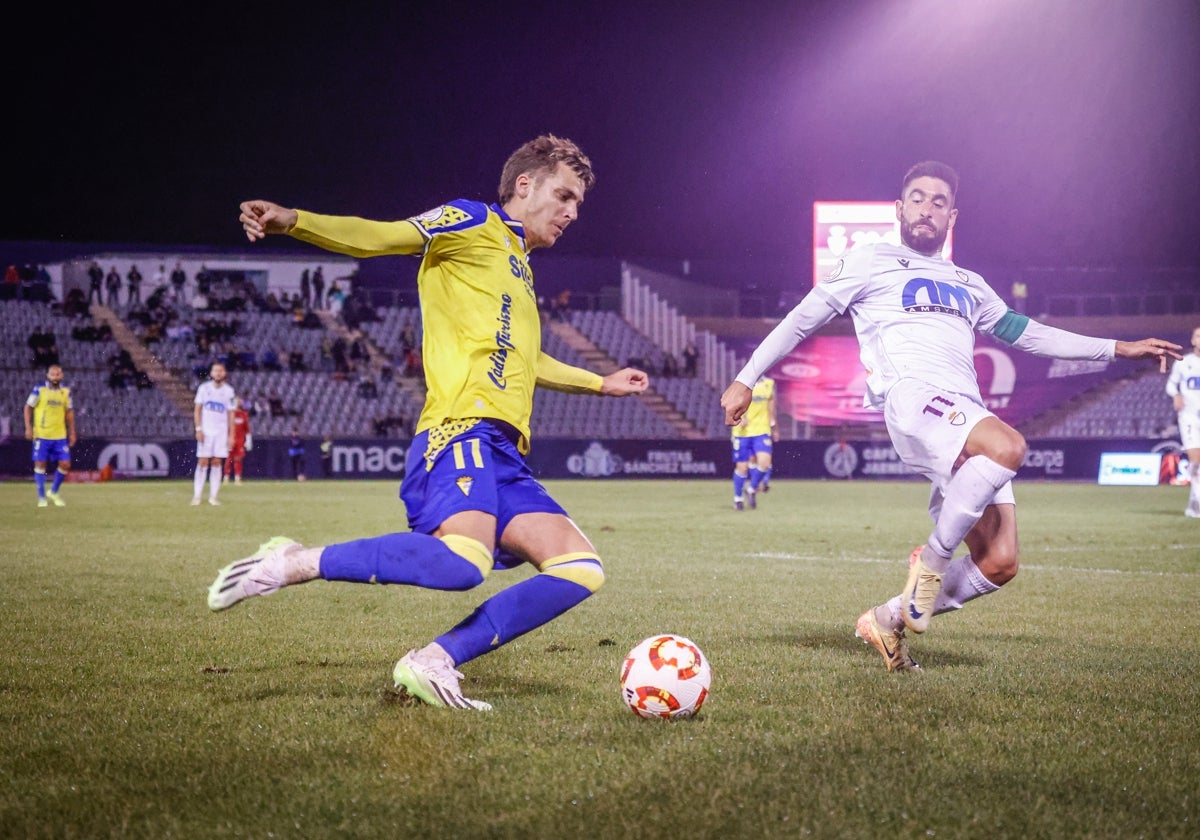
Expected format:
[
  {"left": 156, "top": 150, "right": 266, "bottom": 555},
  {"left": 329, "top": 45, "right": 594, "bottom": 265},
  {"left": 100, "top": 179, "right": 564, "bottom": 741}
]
[
  {"left": 195, "top": 381, "right": 236, "bottom": 436},
  {"left": 1166, "top": 353, "right": 1200, "bottom": 418},
  {"left": 814, "top": 242, "right": 1009, "bottom": 409}
]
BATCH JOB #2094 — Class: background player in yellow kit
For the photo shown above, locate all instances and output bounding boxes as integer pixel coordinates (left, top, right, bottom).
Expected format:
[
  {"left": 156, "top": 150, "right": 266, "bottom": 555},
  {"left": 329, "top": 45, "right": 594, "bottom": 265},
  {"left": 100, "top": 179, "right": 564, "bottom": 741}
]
[
  {"left": 730, "top": 375, "right": 777, "bottom": 510},
  {"left": 210, "top": 135, "right": 648, "bottom": 711},
  {"left": 24, "top": 364, "right": 76, "bottom": 507}
]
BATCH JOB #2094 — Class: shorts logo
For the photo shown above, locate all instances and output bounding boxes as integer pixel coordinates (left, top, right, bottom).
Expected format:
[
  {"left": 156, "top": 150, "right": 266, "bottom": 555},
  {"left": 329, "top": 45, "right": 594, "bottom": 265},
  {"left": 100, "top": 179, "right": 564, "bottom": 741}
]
[
  {"left": 948, "top": 411, "right": 967, "bottom": 426},
  {"left": 456, "top": 476, "right": 474, "bottom": 496}
]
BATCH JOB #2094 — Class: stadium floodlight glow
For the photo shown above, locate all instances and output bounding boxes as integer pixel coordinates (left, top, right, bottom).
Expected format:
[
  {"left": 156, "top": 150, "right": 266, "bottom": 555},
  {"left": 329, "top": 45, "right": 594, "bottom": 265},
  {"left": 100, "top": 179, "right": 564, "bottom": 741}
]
[{"left": 812, "top": 201, "right": 953, "bottom": 286}]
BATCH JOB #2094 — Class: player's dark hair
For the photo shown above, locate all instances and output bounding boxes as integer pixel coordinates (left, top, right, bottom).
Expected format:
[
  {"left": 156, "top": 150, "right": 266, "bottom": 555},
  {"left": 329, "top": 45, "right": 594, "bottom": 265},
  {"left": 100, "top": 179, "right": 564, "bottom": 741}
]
[
  {"left": 498, "top": 135, "right": 595, "bottom": 205},
  {"left": 901, "top": 161, "right": 959, "bottom": 199}
]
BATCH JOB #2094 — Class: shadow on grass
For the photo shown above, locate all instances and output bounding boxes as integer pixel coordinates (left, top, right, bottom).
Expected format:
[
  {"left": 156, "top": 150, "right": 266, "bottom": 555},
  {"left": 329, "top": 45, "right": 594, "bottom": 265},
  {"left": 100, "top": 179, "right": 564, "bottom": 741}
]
[{"left": 758, "top": 628, "right": 992, "bottom": 669}]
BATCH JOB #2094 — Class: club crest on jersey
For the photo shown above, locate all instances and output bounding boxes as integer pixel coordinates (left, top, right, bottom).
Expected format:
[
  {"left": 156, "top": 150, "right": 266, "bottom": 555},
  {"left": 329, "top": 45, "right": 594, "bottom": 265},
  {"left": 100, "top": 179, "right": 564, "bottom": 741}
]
[
  {"left": 456, "top": 475, "right": 474, "bottom": 496},
  {"left": 901, "top": 277, "right": 973, "bottom": 320}
]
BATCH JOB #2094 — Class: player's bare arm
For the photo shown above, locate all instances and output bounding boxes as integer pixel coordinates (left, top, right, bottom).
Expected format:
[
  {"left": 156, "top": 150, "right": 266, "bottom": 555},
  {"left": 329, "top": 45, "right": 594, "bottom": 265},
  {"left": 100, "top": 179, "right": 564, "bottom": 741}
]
[
  {"left": 1114, "top": 338, "right": 1183, "bottom": 373},
  {"left": 720, "top": 381, "right": 752, "bottom": 426},
  {"left": 239, "top": 200, "right": 299, "bottom": 242},
  {"left": 600, "top": 368, "right": 649, "bottom": 396}
]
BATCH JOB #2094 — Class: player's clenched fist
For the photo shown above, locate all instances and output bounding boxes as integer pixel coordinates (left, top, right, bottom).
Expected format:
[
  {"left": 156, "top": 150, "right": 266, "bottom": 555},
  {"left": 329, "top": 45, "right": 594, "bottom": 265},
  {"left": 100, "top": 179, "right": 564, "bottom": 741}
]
[{"left": 239, "top": 200, "right": 299, "bottom": 242}]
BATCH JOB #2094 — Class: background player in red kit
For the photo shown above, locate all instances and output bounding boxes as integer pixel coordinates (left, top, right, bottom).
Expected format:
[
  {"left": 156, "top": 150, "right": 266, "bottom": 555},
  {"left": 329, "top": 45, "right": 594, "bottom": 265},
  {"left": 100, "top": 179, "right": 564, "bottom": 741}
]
[{"left": 224, "top": 397, "right": 252, "bottom": 485}]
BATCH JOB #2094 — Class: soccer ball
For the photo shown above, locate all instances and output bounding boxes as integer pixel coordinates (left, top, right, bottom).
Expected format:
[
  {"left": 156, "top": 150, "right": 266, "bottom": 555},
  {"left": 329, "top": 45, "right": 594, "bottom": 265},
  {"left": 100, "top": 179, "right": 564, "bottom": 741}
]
[{"left": 620, "top": 634, "right": 711, "bottom": 720}]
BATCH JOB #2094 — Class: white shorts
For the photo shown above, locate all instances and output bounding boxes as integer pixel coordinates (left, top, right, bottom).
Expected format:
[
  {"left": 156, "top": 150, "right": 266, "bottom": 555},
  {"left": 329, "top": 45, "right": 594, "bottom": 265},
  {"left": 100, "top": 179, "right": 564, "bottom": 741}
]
[
  {"left": 1180, "top": 411, "right": 1200, "bottom": 451},
  {"left": 885, "top": 380, "right": 1017, "bottom": 517},
  {"left": 196, "top": 433, "right": 230, "bottom": 460}
]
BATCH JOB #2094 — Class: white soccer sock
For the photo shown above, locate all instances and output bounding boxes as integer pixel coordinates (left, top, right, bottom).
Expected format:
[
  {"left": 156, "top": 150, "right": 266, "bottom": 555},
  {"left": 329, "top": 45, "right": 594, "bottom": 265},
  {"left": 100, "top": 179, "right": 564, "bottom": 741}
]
[
  {"left": 289, "top": 547, "right": 323, "bottom": 584},
  {"left": 208, "top": 465, "right": 223, "bottom": 499},
  {"left": 1190, "top": 462, "right": 1199, "bottom": 506},
  {"left": 193, "top": 465, "right": 206, "bottom": 499},
  {"left": 927, "top": 455, "right": 1017, "bottom": 566},
  {"left": 933, "top": 554, "right": 999, "bottom": 614}
]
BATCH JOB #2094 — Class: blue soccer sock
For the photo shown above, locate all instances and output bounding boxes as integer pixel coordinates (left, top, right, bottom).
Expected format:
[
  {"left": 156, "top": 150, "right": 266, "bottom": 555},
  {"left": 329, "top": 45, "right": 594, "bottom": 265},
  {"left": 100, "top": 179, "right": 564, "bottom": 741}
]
[
  {"left": 319, "top": 532, "right": 491, "bottom": 591},
  {"left": 732, "top": 470, "right": 747, "bottom": 499},
  {"left": 748, "top": 466, "right": 764, "bottom": 492},
  {"left": 51, "top": 469, "right": 67, "bottom": 494},
  {"left": 436, "top": 554, "right": 603, "bottom": 665},
  {"left": 34, "top": 468, "right": 47, "bottom": 498},
  {"left": 761, "top": 466, "right": 772, "bottom": 486}
]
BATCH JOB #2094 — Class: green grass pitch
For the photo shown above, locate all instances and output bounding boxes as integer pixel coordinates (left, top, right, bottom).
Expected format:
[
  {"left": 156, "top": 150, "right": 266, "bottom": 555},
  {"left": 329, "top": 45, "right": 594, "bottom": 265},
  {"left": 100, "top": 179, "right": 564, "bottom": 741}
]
[{"left": 1, "top": 478, "right": 1197, "bottom": 838}]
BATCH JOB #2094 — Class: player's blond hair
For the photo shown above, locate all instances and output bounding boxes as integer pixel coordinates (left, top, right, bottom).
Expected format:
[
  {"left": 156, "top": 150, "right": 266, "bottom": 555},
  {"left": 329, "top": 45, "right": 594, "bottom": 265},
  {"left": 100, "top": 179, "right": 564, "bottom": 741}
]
[{"left": 498, "top": 135, "right": 595, "bottom": 204}]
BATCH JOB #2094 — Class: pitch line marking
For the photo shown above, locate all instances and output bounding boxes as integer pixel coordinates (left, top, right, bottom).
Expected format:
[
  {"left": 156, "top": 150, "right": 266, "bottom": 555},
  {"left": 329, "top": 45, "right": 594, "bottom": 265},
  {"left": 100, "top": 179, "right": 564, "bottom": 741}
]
[{"left": 747, "top": 552, "right": 1200, "bottom": 578}]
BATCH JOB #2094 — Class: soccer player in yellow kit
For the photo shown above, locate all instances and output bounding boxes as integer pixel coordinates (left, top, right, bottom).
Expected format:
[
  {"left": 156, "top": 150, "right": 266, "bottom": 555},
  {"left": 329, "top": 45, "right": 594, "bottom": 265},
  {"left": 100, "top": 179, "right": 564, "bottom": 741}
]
[
  {"left": 209, "top": 135, "right": 649, "bottom": 710},
  {"left": 730, "top": 375, "right": 777, "bottom": 510},
  {"left": 24, "top": 364, "right": 76, "bottom": 507}
]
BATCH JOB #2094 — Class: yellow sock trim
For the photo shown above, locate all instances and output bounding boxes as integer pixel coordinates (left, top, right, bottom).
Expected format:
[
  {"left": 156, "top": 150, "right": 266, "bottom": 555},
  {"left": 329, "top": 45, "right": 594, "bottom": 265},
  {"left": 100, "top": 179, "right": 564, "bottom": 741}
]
[
  {"left": 440, "top": 534, "right": 493, "bottom": 579},
  {"left": 538, "top": 552, "right": 605, "bottom": 593}
]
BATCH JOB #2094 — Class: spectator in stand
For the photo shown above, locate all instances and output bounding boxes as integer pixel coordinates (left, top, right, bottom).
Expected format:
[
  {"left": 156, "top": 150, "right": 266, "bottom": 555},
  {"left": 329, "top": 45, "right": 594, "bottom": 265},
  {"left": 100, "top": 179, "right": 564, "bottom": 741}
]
[
  {"left": 269, "top": 391, "right": 287, "bottom": 417},
  {"left": 105, "top": 266, "right": 122, "bottom": 306},
  {"left": 403, "top": 347, "right": 423, "bottom": 378},
  {"left": 682, "top": 341, "right": 699, "bottom": 377},
  {"left": 312, "top": 266, "right": 325, "bottom": 309},
  {"left": 152, "top": 264, "right": 167, "bottom": 299},
  {"left": 126, "top": 265, "right": 143, "bottom": 305},
  {"left": 319, "top": 335, "right": 335, "bottom": 371},
  {"left": 87, "top": 261, "right": 104, "bottom": 304},
  {"left": 4, "top": 264, "right": 19, "bottom": 299},
  {"left": 300, "top": 269, "right": 311, "bottom": 309},
  {"left": 288, "top": 350, "right": 307, "bottom": 372},
  {"left": 399, "top": 319, "right": 417, "bottom": 353},
  {"left": 171, "top": 261, "right": 188, "bottom": 302},
  {"left": 662, "top": 351, "right": 679, "bottom": 377},
  {"left": 262, "top": 347, "right": 282, "bottom": 372},
  {"left": 327, "top": 281, "right": 344, "bottom": 315}
]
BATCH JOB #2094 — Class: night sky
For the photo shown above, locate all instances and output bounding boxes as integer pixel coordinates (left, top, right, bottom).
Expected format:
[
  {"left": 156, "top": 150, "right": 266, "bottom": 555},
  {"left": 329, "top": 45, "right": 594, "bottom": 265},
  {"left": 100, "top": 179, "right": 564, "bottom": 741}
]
[{"left": 8, "top": 1, "right": 1199, "bottom": 282}]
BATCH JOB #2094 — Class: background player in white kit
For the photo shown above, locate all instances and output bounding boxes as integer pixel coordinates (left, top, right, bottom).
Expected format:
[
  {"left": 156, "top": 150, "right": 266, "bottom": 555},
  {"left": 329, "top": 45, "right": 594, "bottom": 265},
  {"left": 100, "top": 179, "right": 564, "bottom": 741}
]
[
  {"left": 1166, "top": 325, "right": 1200, "bottom": 517},
  {"left": 722, "top": 161, "right": 1181, "bottom": 671},
  {"left": 193, "top": 362, "right": 235, "bottom": 506}
]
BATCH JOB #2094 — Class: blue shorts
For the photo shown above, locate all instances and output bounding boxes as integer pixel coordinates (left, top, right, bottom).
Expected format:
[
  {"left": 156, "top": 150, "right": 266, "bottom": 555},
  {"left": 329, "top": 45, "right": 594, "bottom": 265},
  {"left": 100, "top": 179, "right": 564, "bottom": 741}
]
[
  {"left": 731, "top": 434, "right": 772, "bottom": 464},
  {"left": 32, "top": 438, "right": 70, "bottom": 464},
  {"left": 399, "top": 420, "right": 568, "bottom": 568}
]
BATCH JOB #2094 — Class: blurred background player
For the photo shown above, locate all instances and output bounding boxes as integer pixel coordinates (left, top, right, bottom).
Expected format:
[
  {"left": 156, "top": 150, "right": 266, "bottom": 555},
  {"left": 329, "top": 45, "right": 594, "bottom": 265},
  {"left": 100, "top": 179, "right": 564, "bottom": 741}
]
[
  {"left": 211, "top": 134, "right": 648, "bottom": 711},
  {"left": 193, "top": 362, "right": 235, "bottom": 506},
  {"left": 223, "top": 397, "right": 252, "bottom": 485},
  {"left": 1166, "top": 325, "right": 1200, "bottom": 517},
  {"left": 722, "top": 160, "right": 1181, "bottom": 672},
  {"left": 24, "top": 364, "right": 76, "bottom": 507},
  {"left": 730, "top": 375, "right": 777, "bottom": 510}
]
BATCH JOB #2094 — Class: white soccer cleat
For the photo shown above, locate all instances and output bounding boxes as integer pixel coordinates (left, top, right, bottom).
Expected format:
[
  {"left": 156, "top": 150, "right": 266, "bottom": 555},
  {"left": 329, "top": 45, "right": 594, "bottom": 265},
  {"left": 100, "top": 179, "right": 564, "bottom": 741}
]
[
  {"left": 46, "top": 490, "right": 66, "bottom": 507},
  {"left": 1186, "top": 501, "right": 1200, "bottom": 519},
  {"left": 207, "top": 536, "right": 299, "bottom": 611},
  {"left": 856, "top": 608, "right": 920, "bottom": 672},
  {"left": 207, "top": 498, "right": 221, "bottom": 506},
  {"left": 393, "top": 650, "right": 492, "bottom": 711},
  {"left": 190, "top": 498, "right": 202, "bottom": 506}
]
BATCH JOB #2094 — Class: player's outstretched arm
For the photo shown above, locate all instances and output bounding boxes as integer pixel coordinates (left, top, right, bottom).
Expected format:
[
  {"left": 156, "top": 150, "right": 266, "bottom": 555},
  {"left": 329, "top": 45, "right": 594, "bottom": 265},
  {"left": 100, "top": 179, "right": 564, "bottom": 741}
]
[
  {"left": 239, "top": 200, "right": 299, "bottom": 242},
  {"left": 600, "top": 368, "right": 649, "bottom": 397},
  {"left": 1115, "top": 338, "right": 1183, "bottom": 373},
  {"left": 720, "top": 381, "right": 752, "bottom": 426}
]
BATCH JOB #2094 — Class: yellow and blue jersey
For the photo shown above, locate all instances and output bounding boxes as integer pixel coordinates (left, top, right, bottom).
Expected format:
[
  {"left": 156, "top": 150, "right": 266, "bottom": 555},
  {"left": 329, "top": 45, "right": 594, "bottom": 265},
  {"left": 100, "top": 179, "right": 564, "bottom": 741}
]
[
  {"left": 292, "top": 199, "right": 599, "bottom": 455},
  {"left": 732, "top": 377, "right": 775, "bottom": 438},
  {"left": 26, "top": 383, "right": 73, "bottom": 439}
]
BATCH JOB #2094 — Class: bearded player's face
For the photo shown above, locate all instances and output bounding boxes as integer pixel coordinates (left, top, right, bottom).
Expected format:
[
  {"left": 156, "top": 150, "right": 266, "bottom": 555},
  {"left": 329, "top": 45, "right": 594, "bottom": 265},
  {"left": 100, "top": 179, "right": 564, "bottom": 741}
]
[{"left": 896, "top": 176, "right": 957, "bottom": 256}]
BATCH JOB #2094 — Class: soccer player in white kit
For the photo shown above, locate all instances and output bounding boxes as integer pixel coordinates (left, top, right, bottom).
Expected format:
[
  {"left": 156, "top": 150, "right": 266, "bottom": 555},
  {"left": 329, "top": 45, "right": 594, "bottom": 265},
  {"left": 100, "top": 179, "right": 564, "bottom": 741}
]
[
  {"left": 1166, "top": 326, "right": 1200, "bottom": 517},
  {"left": 193, "top": 362, "right": 236, "bottom": 506},
  {"left": 722, "top": 161, "right": 1182, "bottom": 671}
]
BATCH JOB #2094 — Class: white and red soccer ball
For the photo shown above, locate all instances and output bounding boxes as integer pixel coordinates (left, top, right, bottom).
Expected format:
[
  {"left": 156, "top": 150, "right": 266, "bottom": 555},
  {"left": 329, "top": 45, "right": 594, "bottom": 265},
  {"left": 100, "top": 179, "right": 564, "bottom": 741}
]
[{"left": 620, "top": 634, "right": 711, "bottom": 719}]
